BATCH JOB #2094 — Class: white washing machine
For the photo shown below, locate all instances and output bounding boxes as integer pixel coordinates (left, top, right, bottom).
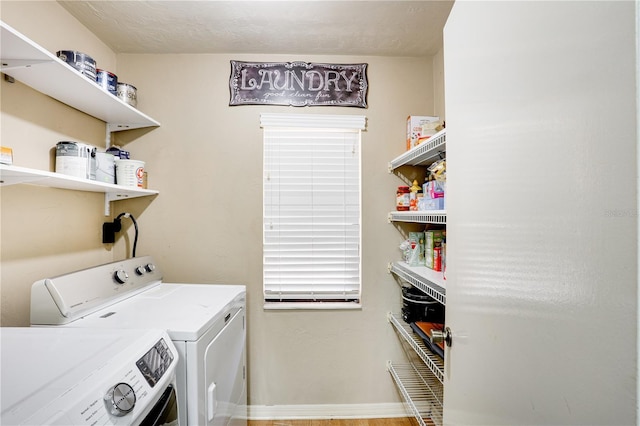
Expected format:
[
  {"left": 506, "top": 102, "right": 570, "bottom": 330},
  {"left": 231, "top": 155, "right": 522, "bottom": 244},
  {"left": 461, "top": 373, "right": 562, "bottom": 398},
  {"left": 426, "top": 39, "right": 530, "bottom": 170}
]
[
  {"left": 1, "top": 327, "right": 179, "bottom": 426},
  {"left": 30, "top": 255, "right": 247, "bottom": 426}
]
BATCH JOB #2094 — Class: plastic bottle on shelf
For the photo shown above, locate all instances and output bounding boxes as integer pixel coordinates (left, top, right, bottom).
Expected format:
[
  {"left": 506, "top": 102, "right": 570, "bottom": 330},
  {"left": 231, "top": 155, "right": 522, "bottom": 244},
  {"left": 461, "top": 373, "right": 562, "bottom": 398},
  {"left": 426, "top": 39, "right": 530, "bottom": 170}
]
[
  {"left": 396, "top": 186, "right": 410, "bottom": 211},
  {"left": 422, "top": 176, "right": 430, "bottom": 199},
  {"left": 442, "top": 235, "right": 447, "bottom": 280},
  {"left": 409, "top": 179, "right": 422, "bottom": 211}
]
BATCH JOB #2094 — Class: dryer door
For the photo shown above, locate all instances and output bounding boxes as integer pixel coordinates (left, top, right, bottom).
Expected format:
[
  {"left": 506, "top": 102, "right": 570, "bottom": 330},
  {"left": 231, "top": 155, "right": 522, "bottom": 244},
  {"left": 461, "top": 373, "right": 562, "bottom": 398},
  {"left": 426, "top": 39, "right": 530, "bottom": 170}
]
[{"left": 203, "top": 308, "right": 246, "bottom": 426}]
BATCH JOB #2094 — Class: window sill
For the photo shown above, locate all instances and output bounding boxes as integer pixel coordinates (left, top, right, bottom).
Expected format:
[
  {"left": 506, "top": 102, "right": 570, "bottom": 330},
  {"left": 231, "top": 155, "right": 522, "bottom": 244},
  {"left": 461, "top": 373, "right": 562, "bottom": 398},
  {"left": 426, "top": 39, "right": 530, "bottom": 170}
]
[{"left": 263, "top": 302, "right": 362, "bottom": 311}]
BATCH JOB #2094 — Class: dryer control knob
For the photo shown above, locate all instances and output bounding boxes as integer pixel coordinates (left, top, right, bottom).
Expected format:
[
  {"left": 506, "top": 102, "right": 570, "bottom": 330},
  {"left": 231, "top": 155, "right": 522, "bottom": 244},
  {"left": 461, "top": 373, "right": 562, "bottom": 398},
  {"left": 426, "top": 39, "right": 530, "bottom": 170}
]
[
  {"left": 113, "top": 270, "right": 129, "bottom": 284},
  {"left": 145, "top": 263, "right": 156, "bottom": 273},
  {"left": 104, "top": 382, "right": 136, "bottom": 417},
  {"left": 135, "top": 266, "right": 146, "bottom": 276}
]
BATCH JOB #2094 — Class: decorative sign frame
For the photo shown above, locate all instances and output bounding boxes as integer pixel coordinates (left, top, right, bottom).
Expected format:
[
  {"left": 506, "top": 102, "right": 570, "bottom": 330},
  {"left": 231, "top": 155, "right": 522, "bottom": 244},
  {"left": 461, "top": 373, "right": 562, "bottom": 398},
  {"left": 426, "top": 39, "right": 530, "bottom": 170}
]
[{"left": 229, "top": 61, "right": 368, "bottom": 108}]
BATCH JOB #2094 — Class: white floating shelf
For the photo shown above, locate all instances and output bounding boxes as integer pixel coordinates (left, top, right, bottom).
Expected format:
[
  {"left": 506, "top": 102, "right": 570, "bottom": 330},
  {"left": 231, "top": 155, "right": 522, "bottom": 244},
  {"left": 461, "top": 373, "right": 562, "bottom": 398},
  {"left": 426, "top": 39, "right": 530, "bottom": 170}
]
[
  {"left": 0, "top": 21, "right": 160, "bottom": 131},
  {"left": 389, "top": 129, "right": 446, "bottom": 171},
  {"left": 1, "top": 164, "right": 158, "bottom": 215}
]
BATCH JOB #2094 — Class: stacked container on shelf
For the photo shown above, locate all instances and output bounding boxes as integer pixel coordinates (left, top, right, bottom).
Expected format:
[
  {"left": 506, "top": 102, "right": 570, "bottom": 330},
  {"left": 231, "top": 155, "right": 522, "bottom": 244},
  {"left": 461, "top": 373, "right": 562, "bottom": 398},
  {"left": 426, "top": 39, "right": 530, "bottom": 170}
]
[{"left": 56, "top": 49, "right": 137, "bottom": 107}]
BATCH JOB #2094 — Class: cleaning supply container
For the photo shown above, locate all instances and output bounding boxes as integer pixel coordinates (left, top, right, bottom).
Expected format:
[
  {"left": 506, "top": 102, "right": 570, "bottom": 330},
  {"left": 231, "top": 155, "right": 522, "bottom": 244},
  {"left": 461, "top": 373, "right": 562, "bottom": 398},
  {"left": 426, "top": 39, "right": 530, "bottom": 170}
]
[{"left": 115, "top": 158, "right": 145, "bottom": 187}]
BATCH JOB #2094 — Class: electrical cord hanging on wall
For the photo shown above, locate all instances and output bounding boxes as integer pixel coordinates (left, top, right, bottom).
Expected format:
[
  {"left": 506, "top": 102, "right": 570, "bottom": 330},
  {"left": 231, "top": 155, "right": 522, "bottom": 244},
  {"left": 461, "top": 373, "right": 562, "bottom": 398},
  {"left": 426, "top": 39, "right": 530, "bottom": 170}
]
[{"left": 115, "top": 212, "right": 138, "bottom": 258}]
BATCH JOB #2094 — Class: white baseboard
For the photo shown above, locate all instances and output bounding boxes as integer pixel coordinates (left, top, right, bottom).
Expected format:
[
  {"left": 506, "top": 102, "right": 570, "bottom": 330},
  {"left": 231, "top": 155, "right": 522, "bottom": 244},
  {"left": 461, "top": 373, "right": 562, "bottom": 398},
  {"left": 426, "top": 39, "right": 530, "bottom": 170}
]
[{"left": 247, "top": 403, "right": 409, "bottom": 420}]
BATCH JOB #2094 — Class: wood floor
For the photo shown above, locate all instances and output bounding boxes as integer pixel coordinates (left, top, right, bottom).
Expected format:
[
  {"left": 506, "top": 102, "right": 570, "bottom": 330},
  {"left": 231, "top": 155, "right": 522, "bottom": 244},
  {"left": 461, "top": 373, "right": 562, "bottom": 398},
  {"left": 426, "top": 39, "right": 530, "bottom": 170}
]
[{"left": 248, "top": 418, "right": 418, "bottom": 426}]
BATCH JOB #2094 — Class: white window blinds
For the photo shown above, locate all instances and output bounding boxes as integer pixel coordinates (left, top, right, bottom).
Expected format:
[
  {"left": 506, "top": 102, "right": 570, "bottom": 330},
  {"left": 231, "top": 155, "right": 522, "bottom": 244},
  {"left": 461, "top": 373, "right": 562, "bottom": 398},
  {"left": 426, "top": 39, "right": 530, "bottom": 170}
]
[{"left": 261, "top": 114, "right": 366, "bottom": 306}]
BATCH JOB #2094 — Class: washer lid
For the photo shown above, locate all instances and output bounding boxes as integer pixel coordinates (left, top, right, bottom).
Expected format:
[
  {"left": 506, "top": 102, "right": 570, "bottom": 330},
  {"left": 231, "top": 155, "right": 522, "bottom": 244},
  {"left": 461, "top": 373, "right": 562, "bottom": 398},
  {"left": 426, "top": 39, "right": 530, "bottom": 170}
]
[{"left": 63, "top": 283, "right": 246, "bottom": 341}]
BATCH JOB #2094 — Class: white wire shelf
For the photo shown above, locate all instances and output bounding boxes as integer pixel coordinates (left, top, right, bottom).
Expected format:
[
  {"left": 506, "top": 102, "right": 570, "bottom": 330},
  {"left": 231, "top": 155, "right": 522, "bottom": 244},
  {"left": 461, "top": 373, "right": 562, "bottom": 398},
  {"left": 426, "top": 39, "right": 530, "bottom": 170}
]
[
  {"left": 388, "top": 210, "right": 447, "bottom": 225},
  {"left": 388, "top": 313, "right": 444, "bottom": 383},
  {"left": 1, "top": 21, "right": 160, "bottom": 131},
  {"left": 387, "top": 361, "right": 444, "bottom": 426},
  {"left": 388, "top": 129, "right": 446, "bottom": 171},
  {"left": 389, "top": 261, "right": 446, "bottom": 305}
]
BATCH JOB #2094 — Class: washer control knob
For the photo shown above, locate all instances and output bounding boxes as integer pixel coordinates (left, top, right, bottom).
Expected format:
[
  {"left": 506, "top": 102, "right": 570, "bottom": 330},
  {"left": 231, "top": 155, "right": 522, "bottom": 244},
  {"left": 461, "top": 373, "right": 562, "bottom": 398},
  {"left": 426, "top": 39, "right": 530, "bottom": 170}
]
[
  {"left": 135, "top": 266, "right": 146, "bottom": 276},
  {"left": 104, "top": 382, "right": 136, "bottom": 417},
  {"left": 113, "top": 270, "right": 129, "bottom": 284},
  {"left": 145, "top": 263, "right": 156, "bottom": 273}
]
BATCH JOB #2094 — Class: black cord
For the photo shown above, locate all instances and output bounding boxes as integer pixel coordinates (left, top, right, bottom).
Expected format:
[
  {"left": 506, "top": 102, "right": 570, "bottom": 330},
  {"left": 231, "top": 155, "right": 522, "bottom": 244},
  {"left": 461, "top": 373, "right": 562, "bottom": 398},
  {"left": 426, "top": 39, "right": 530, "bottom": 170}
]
[{"left": 116, "top": 212, "right": 139, "bottom": 258}]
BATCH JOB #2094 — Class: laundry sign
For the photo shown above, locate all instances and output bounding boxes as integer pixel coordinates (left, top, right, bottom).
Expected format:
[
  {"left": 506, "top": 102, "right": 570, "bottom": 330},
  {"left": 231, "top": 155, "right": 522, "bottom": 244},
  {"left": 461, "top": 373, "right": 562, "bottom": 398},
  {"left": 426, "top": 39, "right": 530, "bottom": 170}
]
[{"left": 229, "top": 61, "right": 368, "bottom": 108}]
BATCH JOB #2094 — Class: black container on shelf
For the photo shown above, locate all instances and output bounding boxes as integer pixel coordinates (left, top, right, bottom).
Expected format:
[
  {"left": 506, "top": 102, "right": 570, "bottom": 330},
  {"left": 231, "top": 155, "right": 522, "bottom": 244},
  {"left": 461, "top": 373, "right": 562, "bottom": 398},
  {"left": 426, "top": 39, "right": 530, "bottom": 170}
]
[
  {"left": 56, "top": 50, "right": 97, "bottom": 80},
  {"left": 97, "top": 69, "right": 118, "bottom": 95},
  {"left": 401, "top": 285, "right": 445, "bottom": 324}
]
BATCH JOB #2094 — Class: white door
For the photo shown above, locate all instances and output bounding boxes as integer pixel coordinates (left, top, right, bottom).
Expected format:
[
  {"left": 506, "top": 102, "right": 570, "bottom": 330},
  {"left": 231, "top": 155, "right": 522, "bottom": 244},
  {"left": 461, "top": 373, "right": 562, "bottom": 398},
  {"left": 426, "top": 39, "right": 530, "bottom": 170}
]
[{"left": 443, "top": 1, "right": 637, "bottom": 425}]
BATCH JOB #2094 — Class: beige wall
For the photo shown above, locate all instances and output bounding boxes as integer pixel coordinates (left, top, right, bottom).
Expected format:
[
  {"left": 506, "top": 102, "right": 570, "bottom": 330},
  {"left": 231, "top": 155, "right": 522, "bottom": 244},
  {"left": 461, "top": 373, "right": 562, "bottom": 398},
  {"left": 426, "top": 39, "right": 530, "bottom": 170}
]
[
  {"left": 114, "top": 52, "right": 437, "bottom": 406},
  {"left": 1, "top": 1, "right": 118, "bottom": 326},
  {"left": 1, "top": 1, "right": 444, "bottom": 408},
  {"left": 433, "top": 48, "right": 446, "bottom": 120}
]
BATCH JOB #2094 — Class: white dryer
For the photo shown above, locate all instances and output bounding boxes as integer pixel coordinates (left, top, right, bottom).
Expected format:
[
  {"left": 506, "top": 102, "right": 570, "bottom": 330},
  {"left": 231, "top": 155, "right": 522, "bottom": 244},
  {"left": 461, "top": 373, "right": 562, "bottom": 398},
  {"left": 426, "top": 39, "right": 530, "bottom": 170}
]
[
  {"left": 30, "top": 255, "right": 246, "bottom": 426},
  {"left": 1, "top": 327, "right": 179, "bottom": 426}
]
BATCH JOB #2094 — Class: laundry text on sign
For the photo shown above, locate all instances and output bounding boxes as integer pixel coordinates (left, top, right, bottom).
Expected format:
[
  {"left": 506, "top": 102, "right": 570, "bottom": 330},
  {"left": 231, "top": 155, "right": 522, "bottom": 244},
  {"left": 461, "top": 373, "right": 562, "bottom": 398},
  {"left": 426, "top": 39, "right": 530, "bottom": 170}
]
[{"left": 229, "top": 61, "right": 368, "bottom": 108}]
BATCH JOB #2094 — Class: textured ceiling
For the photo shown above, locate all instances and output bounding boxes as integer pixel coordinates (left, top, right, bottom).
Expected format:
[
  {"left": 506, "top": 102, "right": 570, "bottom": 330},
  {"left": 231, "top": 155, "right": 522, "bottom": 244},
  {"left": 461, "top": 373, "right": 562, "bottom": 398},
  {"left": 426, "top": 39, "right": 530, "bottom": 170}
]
[{"left": 57, "top": 1, "right": 454, "bottom": 56}]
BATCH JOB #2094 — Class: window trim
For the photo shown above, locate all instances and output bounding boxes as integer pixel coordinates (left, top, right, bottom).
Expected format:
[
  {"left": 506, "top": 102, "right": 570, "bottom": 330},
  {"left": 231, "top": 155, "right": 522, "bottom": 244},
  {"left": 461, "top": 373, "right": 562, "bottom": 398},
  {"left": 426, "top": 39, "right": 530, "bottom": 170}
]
[{"left": 263, "top": 301, "right": 363, "bottom": 310}]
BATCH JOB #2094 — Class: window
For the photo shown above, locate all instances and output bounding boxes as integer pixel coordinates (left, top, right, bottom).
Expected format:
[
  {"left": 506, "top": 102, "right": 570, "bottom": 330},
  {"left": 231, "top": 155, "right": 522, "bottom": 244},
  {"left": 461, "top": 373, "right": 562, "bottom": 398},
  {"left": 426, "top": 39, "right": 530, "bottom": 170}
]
[{"left": 261, "top": 113, "right": 366, "bottom": 309}]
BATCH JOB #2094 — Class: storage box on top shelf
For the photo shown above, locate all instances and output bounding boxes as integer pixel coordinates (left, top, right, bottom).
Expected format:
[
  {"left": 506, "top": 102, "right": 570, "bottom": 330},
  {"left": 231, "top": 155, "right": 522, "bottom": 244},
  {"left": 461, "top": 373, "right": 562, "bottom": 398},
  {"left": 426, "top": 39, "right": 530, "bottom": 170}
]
[{"left": 406, "top": 115, "right": 440, "bottom": 150}]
